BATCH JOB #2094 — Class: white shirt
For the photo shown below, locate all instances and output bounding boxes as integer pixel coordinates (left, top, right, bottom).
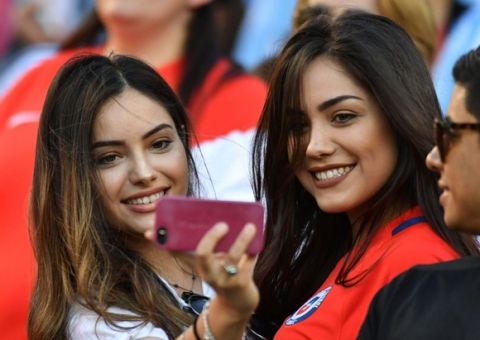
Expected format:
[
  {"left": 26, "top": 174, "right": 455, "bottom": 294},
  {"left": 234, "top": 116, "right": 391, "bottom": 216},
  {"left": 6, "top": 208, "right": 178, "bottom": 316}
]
[{"left": 68, "top": 280, "right": 214, "bottom": 339}]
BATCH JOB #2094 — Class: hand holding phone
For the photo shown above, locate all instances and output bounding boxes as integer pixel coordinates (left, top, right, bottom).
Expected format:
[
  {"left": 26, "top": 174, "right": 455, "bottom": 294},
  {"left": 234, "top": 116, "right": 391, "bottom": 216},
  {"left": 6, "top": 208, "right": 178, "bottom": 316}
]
[{"left": 154, "top": 196, "right": 265, "bottom": 255}]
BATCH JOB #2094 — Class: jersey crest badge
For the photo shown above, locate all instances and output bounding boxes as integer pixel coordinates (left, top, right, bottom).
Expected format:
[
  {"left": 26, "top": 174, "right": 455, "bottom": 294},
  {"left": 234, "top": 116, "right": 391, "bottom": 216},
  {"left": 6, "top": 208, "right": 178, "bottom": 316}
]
[{"left": 285, "top": 286, "right": 332, "bottom": 326}]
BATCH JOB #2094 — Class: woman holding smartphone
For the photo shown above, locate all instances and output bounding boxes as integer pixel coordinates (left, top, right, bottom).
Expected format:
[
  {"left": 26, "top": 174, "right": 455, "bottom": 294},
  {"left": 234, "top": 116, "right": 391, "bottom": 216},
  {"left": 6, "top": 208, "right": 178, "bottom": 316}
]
[
  {"left": 250, "top": 11, "right": 479, "bottom": 339},
  {"left": 28, "top": 54, "right": 258, "bottom": 339},
  {"left": 0, "top": 2, "right": 266, "bottom": 336}
]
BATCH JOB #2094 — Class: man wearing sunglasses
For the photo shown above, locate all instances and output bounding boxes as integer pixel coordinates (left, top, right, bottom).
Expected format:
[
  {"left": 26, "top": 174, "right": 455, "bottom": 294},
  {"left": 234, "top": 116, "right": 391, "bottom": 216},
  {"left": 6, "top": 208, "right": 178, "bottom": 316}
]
[{"left": 358, "top": 46, "right": 480, "bottom": 339}]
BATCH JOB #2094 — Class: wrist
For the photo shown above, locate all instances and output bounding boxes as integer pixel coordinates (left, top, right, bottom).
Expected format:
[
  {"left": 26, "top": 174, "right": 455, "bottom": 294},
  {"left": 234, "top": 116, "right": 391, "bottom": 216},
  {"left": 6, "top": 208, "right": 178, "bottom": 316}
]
[{"left": 210, "top": 296, "right": 255, "bottom": 323}]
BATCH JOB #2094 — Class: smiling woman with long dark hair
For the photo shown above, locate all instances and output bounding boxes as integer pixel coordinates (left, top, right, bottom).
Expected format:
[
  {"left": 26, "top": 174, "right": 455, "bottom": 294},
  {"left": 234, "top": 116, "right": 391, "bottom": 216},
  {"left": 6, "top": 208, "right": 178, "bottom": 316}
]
[
  {"left": 251, "top": 11, "right": 479, "bottom": 340},
  {"left": 28, "top": 54, "right": 259, "bottom": 340}
]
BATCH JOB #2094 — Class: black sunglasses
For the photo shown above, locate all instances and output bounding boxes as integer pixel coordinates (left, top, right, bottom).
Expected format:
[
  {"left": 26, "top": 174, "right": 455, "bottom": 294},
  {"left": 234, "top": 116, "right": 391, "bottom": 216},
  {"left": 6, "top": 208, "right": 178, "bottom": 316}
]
[
  {"left": 434, "top": 117, "right": 480, "bottom": 161},
  {"left": 181, "top": 291, "right": 210, "bottom": 316}
]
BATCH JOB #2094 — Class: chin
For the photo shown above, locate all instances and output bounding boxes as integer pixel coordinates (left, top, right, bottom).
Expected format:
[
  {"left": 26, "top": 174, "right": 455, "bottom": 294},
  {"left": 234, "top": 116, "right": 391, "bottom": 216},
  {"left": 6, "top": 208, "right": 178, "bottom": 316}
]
[
  {"left": 443, "top": 212, "right": 460, "bottom": 230},
  {"left": 316, "top": 201, "right": 350, "bottom": 214},
  {"left": 314, "top": 195, "right": 352, "bottom": 212}
]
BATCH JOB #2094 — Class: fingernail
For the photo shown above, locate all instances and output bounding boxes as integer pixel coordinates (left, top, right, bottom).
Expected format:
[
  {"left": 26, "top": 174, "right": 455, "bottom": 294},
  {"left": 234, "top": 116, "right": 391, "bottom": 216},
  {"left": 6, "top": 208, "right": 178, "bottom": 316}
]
[
  {"left": 245, "top": 223, "right": 256, "bottom": 233},
  {"left": 215, "top": 222, "right": 228, "bottom": 233}
]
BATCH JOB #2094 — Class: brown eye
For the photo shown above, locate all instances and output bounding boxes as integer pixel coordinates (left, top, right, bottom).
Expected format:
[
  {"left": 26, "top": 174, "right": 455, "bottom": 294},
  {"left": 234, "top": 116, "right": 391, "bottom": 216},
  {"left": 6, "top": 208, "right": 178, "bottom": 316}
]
[
  {"left": 151, "top": 139, "right": 172, "bottom": 150},
  {"left": 332, "top": 113, "right": 356, "bottom": 124},
  {"left": 97, "top": 154, "right": 119, "bottom": 165}
]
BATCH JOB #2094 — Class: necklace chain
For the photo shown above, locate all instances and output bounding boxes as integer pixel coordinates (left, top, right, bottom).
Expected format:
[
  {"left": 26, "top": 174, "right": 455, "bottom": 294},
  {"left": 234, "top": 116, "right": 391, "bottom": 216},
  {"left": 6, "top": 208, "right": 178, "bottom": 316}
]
[{"left": 167, "top": 256, "right": 198, "bottom": 293}]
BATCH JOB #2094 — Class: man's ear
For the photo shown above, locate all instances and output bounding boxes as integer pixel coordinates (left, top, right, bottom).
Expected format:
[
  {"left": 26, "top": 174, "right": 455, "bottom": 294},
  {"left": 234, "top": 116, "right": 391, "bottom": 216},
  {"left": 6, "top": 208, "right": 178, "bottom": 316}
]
[{"left": 188, "top": 0, "right": 212, "bottom": 9}]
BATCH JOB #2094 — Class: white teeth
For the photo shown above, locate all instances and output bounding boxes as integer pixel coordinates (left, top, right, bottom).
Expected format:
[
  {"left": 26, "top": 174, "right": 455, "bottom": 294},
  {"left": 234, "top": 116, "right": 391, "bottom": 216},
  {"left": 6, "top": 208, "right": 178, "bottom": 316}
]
[
  {"left": 314, "top": 166, "right": 353, "bottom": 181},
  {"left": 126, "top": 191, "right": 165, "bottom": 205}
]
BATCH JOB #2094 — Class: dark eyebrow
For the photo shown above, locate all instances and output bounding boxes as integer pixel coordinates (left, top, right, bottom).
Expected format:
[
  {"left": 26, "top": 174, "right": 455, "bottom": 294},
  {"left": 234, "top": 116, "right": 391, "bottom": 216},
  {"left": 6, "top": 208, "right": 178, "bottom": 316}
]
[
  {"left": 318, "top": 95, "right": 363, "bottom": 111},
  {"left": 142, "top": 123, "right": 173, "bottom": 139},
  {"left": 91, "top": 123, "right": 174, "bottom": 150}
]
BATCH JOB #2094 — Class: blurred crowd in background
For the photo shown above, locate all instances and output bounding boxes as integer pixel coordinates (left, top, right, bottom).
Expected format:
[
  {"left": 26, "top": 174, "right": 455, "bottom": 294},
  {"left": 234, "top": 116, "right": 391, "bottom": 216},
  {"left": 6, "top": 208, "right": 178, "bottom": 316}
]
[
  {"left": 1, "top": 0, "right": 480, "bottom": 109},
  {"left": 1, "top": 0, "right": 480, "bottom": 339},
  {"left": 0, "top": 0, "right": 297, "bottom": 94}
]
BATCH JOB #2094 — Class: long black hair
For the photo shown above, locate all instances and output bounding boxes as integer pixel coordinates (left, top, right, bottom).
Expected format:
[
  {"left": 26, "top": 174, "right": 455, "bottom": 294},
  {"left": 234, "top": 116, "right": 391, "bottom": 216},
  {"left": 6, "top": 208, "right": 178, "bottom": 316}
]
[{"left": 252, "top": 11, "right": 479, "bottom": 325}]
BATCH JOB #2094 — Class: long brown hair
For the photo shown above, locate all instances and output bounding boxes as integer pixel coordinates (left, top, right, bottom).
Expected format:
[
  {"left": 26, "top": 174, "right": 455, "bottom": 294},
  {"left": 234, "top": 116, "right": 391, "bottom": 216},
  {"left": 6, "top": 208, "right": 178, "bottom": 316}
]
[
  {"left": 28, "top": 54, "right": 199, "bottom": 339},
  {"left": 252, "top": 11, "right": 479, "bottom": 326}
]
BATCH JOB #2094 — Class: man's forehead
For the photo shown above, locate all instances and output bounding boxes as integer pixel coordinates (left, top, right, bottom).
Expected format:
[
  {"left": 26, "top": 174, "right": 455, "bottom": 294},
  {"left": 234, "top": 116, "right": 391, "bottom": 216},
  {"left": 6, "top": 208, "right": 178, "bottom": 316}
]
[{"left": 447, "top": 85, "right": 475, "bottom": 122}]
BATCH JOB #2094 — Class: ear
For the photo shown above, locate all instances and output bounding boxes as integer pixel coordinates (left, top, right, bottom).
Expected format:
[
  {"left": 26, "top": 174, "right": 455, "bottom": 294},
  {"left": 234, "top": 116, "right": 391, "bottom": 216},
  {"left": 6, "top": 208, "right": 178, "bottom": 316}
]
[{"left": 188, "top": 0, "right": 212, "bottom": 9}]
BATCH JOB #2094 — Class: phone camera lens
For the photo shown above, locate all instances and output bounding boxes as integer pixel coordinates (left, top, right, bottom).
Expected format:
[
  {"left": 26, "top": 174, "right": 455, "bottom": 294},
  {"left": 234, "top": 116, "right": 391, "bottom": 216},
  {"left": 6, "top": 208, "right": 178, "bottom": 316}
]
[{"left": 157, "top": 227, "right": 168, "bottom": 245}]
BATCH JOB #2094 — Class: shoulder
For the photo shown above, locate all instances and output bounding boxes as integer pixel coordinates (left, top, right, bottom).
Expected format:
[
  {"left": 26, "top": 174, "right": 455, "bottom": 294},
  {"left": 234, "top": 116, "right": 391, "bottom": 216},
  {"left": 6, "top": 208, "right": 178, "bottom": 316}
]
[
  {"left": 5, "top": 48, "right": 90, "bottom": 85},
  {"left": 208, "top": 59, "right": 267, "bottom": 101},
  {"left": 2, "top": 47, "right": 99, "bottom": 95},
  {"left": 68, "top": 302, "right": 169, "bottom": 340},
  {"left": 361, "top": 220, "right": 459, "bottom": 285},
  {"left": 371, "top": 258, "right": 471, "bottom": 307},
  {"left": 0, "top": 47, "right": 98, "bottom": 128},
  {"left": 382, "top": 221, "right": 458, "bottom": 272},
  {"left": 405, "top": 256, "right": 480, "bottom": 277},
  {"left": 359, "top": 257, "right": 480, "bottom": 339},
  {"left": 377, "top": 256, "right": 480, "bottom": 302},
  {"left": 191, "top": 59, "right": 267, "bottom": 136}
]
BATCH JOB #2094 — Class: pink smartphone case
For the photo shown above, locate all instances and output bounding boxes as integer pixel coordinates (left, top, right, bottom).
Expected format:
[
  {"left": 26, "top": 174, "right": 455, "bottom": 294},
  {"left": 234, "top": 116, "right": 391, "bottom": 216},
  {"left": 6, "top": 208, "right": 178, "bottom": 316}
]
[{"left": 154, "top": 196, "right": 265, "bottom": 255}]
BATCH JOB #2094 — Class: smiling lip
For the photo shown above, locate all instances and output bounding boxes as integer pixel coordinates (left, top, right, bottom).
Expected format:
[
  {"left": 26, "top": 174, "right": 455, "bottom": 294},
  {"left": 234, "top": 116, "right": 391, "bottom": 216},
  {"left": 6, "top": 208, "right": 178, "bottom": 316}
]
[
  {"left": 309, "top": 164, "right": 355, "bottom": 189},
  {"left": 439, "top": 191, "right": 446, "bottom": 207},
  {"left": 437, "top": 178, "right": 450, "bottom": 207},
  {"left": 122, "top": 187, "right": 169, "bottom": 213},
  {"left": 439, "top": 189, "right": 449, "bottom": 208},
  {"left": 437, "top": 179, "right": 448, "bottom": 192}
]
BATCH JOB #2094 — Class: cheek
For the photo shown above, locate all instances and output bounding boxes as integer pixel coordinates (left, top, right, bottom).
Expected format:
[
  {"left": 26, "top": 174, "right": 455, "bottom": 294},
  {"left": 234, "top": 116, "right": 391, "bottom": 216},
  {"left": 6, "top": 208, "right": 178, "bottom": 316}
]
[
  {"left": 96, "top": 168, "right": 124, "bottom": 207},
  {"left": 377, "top": 147, "right": 397, "bottom": 185},
  {"left": 179, "top": 156, "right": 189, "bottom": 191},
  {"left": 166, "top": 148, "right": 189, "bottom": 192},
  {"left": 374, "top": 119, "right": 397, "bottom": 160},
  {"left": 358, "top": 127, "right": 397, "bottom": 184},
  {"left": 379, "top": 141, "right": 397, "bottom": 175},
  {"left": 446, "top": 163, "right": 471, "bottom": 200}
]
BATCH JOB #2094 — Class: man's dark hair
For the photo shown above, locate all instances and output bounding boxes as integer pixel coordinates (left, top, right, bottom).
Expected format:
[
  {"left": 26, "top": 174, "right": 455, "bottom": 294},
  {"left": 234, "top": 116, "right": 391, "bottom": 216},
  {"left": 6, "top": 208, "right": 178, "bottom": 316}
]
[{"left": 453, "top": 46, "right": 480, "bottom": 120}]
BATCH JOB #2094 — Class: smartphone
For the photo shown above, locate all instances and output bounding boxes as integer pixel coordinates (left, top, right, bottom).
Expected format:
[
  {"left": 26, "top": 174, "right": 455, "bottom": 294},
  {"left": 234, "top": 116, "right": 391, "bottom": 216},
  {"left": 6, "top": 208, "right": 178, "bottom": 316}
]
[{"left": 154, "top": 196, "right": 265, "bottom": 255}]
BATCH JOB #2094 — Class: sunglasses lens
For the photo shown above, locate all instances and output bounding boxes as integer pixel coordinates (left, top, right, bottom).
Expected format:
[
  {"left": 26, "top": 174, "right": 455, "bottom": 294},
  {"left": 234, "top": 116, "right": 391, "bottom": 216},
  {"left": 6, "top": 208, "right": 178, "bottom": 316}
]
[{"left": 189, "top": 297, "right": 208, "bottom": 315}]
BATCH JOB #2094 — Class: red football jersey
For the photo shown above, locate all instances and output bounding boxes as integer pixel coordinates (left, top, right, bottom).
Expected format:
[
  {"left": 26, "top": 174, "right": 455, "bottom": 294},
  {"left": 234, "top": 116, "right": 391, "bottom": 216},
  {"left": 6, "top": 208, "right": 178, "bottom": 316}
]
[{"left": 275, "top": 207, "right": 459, "bottom": 340}]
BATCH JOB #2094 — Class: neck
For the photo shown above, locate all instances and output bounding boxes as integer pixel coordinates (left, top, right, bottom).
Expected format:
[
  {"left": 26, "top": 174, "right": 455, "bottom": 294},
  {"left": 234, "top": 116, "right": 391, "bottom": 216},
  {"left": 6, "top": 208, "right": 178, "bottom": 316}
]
[
  {"left": 348, "top": 200, "right": 413, "bottom": 239},
  {"left": 103, "top": 13, "right": 190, "bottom": 67},
  {"left": 134, "top": 239, "right": 202, "bottom": 294}
]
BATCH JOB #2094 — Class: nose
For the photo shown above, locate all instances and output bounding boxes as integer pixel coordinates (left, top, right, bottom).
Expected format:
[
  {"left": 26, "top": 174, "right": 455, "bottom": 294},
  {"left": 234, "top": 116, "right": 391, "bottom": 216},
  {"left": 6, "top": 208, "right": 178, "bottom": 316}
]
[
  {"left": 425, "top": 146, "right": 443, "bottom": 173},
  {"left": 305, "top": 126, "right": 336, "bottom": 159},
  {"left": 129, "top": 154, "right": 158, "bottom": 185}
]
